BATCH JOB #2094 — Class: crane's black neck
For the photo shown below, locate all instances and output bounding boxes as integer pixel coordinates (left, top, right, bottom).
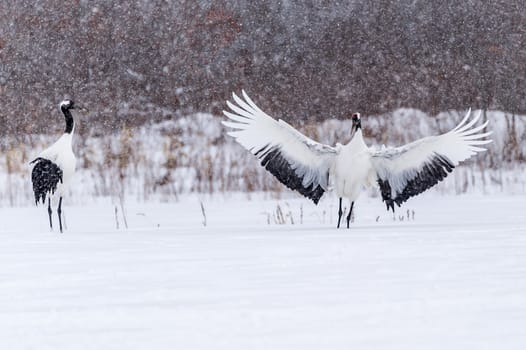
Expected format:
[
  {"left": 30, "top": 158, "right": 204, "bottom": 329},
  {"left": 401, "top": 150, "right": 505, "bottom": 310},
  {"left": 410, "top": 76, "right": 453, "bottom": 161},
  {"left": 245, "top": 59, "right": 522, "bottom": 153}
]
[{"left": 61, "top": 106, "right": 75, "bottom": 134}]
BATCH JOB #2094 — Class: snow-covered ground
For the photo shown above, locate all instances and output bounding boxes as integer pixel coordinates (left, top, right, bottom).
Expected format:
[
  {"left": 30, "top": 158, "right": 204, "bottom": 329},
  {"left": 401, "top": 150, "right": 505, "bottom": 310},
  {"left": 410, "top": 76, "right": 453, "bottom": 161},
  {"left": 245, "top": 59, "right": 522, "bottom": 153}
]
[{"left": 1, "top": 193, "right": 526, "bottom": 349}]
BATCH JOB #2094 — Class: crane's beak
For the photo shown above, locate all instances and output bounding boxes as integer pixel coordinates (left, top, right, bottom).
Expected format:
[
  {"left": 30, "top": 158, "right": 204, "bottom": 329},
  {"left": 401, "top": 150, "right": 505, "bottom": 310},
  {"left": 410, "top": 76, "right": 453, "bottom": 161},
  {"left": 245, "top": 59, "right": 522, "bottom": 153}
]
[{"left": 73, "top": 105, "right": 89, "bottom": 113}]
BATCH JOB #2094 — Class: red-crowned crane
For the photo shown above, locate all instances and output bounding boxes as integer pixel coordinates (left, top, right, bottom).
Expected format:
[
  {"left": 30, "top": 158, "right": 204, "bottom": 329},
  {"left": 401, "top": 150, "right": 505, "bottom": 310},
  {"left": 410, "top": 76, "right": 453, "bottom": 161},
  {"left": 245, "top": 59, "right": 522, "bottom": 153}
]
[
  {"left": 223, "top": 91, "right": 492, "bottom": 228},
  {"left": 30, "top": 100, "right": 86, "bottom": 233}
]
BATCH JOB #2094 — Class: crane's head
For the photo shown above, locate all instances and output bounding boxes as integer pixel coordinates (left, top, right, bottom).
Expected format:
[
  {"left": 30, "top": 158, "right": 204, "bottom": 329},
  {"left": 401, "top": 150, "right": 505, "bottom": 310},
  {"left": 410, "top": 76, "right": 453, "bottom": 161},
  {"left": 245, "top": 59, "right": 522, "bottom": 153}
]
[
  {"left": 59, "top": 99, "right": 89, "bottom": 134},
  {"left": 350, "top": 112, "right": 361, "bottom": 139},
  {"left": 59, "top": 99, "right": 75, "bottom": 110},
  {"left": 59, "top": 99, "right": 88, "bottom": 113}
]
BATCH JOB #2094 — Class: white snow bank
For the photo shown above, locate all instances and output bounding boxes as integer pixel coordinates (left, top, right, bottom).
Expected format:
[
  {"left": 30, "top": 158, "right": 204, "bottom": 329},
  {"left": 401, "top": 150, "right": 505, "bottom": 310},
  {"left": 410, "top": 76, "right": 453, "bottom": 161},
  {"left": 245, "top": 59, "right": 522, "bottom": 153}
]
[{"left": 0, "top": 109, "right": 524, "bottom": 206}]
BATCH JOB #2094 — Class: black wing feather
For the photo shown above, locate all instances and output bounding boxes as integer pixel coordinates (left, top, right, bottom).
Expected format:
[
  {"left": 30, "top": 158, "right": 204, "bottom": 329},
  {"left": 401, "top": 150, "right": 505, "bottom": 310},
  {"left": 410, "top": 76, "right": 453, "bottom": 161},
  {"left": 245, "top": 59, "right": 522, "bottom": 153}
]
[
  {"left": 258, "top": 145, "right": 325, "bottom": 204},
  {"left": 378, "top": 153, "right": 455, "bottom": 212},
  {"left": 30, "top": 158, "right": 63, "bottom": 205}
]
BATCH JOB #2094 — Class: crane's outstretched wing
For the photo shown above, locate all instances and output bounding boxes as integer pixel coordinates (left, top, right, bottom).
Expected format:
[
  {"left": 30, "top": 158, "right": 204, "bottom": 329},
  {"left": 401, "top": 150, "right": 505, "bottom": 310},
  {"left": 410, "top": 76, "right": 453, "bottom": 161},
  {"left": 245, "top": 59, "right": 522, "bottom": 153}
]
[
  {"left": 223, "top": 91, "right": 337, "bottom": 204},
  {"left": 30, "top": 157, "right": 63, "bottom": 205},
  {"left": 370, "top": 109, "right": 492, "bottom": 211}
]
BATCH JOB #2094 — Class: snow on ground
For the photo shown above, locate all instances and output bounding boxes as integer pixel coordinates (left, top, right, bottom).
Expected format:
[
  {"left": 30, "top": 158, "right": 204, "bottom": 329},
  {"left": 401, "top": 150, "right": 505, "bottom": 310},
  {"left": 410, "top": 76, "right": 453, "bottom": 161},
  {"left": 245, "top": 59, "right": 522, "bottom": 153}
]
[{"left": 1, "top": 193, "right": 526, "bottom": 349}]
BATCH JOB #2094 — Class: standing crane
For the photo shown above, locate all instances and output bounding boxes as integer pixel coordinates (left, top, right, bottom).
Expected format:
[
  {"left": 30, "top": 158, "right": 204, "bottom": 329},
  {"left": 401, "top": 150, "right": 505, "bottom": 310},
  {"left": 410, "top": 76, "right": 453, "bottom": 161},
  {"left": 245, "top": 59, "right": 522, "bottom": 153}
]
[{"left": 30, "top": 100, "right": 86, "bottom": 232}]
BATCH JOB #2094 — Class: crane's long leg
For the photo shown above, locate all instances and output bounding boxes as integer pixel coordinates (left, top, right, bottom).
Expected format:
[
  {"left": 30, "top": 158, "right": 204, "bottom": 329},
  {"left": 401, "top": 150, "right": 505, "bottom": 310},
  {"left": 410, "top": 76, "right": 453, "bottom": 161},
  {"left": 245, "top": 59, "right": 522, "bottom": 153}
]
[
  {"left": 47, "top": 197, "right": 53, "bottom": 231},
  {"left": 57, "top": 197, "right": 63, "bottom": 233},
  {"left": 337, "top": 197, "right": 343, "bottom": 228},
  {"left": 346, "top": 201, "right": 354, "bottom": 229}
]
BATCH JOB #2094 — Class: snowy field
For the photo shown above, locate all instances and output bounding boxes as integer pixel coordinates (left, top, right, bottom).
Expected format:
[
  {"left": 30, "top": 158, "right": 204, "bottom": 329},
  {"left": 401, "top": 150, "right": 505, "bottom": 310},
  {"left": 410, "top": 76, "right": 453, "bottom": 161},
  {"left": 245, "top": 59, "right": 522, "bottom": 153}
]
[{"left": 1, "top": 193, "right": 526, "bottom": 349}]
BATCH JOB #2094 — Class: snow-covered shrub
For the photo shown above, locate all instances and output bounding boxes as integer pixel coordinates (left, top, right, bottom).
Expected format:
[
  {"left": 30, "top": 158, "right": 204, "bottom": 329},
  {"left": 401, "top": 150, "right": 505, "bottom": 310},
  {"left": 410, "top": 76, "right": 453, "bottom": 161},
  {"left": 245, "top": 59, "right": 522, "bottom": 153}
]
[{"left": 0, "top": 109, "right": 524, "bottom": 206}]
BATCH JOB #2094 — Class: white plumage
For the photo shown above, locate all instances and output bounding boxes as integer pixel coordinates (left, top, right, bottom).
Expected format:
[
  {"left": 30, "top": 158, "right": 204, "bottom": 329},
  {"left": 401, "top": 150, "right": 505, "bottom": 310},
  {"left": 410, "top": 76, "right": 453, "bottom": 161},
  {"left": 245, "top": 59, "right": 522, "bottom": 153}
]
[
  {"left": 37, "top": 132, "right": 77, "bottom": 195},
  {"left": 223, "top": 91, "right": 492, "bottom": 228},
  {"left": 30, "top": 99, "right": 83, "bottom": 233}
]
